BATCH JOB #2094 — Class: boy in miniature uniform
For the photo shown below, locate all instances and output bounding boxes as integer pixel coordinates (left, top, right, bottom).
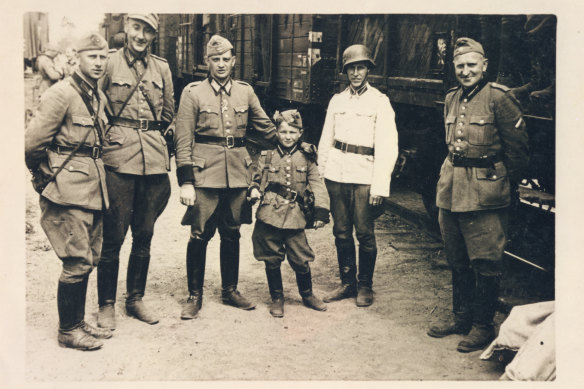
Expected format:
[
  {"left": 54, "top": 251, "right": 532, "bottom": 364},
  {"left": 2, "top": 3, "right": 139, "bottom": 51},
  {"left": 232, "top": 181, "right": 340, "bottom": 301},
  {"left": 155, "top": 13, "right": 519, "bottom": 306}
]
[{"left": 249, "top": 110, "right": 330, "bottom": 318}]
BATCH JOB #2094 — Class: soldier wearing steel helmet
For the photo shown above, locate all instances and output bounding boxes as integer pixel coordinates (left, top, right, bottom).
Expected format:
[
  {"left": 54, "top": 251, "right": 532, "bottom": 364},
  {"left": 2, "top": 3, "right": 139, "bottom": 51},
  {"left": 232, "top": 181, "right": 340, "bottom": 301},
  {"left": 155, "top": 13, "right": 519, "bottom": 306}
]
[
  {"left": 427, "top": 38, "right": 529, "bottom": 353},
  {"left": 174, "top": 34, "right": 276, "bottom": 320},
  {"left": 26, "top": 32, "right": 112, "bottom": 350},
  {"left": 318, "top": 44, "right": 399, "bottom": 307},
  {"left": 96, "top": 13, "right": 175, "bottom": 330}
]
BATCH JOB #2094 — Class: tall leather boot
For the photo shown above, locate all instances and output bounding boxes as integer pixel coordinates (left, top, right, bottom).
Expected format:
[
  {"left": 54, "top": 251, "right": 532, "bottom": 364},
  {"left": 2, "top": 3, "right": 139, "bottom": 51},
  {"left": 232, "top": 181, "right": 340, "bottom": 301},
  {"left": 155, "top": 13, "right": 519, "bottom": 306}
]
[
  {"left": 78, "top": 275, "right": 112, "bottom": 339},
  {"left": 356, "top": 248, "right": 377, "bottom": 307},
  {"left": 220, "top": 237, "right": 256, "bottom": 310},
  {"left": 296, "top": 267, "right": 327, "bottom": 312},
  {"left": 323, "top": 239, "right": 357, "bottom": 302},
  {"left": 125, "top": 254, "right": 159, "bottom": 324},
  {"left": 181, "top": 238, "right": 208, "bottom": 320},
  {"left": 57, "top": 280, "right": 103, "bottom": 351},
  {"left": 457, "top": 273, "right": 499, "bottom": 353},
  {"left": 428, "top": 267, "right": 474, "bottom": 338},
  {"left": 97, "top": 259, "right": 119, "bottom": 330},
  {"left": 265, "top": 265, "right": 284, "bottom": 318}
]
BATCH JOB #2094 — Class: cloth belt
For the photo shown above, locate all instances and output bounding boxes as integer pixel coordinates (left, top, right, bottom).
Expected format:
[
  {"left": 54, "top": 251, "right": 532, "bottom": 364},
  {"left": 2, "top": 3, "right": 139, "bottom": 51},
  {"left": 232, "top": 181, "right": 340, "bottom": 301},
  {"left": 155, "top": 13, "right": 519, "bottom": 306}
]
[
  {"left": 195, "top": 134, "right": 246, "bottom": 148},
  {"left": 265, "top": 182, "right": 305, "bottom": 206},
  {"left": 110, "top": 116, "right": 168, "bottom": 131},
  {"left": 448, "top": 152, "right": 504, "bottom": 168},
  {"left": 334, "top": 140, "right": 374, "bottom": 156},
  {"left": 50, "top": 144, "right": 103, "bottom": 159}
]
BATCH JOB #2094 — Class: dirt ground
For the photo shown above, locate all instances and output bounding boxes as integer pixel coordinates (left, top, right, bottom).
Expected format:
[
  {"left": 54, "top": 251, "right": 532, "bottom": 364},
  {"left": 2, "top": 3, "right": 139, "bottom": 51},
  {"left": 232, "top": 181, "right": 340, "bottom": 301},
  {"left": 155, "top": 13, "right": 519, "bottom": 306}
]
[{"left": 24, "top": 169, "right": 505, "bottom": 382}]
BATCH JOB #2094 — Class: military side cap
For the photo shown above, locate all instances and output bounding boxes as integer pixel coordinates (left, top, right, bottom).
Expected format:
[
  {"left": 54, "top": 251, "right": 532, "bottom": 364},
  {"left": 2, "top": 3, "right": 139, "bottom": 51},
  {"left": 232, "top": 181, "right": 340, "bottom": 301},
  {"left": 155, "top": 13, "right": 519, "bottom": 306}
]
[
  {"left": 274, "top": 109, "right": 303, "bottom": 130},
  {"left": 127, "top": 13, "right": 159, "bottom": 31},
  {"left": 75, "top": 32, "right": 108, "bottom": 53},
  {"left": 207, "top": 35, "right": 234, "bottom": 57},
  {"left": 453, "top": 37, "right": 485, "bottom": 58}
]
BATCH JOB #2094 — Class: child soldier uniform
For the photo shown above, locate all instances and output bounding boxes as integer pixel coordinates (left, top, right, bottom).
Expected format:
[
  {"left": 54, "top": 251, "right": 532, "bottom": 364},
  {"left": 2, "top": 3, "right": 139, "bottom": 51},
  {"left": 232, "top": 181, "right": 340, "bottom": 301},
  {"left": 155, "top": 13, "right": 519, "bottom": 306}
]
[{"left": 249, "top": 110, "right": 330, "bottom": 317}]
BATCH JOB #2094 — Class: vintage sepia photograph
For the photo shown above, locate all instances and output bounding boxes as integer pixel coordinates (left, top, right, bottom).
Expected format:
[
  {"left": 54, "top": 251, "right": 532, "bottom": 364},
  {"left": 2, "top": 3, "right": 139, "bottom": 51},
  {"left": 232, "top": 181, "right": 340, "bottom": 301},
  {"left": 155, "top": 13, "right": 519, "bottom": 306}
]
[{"left": 4, "top": 0, "right": 582, "bottom": 385}]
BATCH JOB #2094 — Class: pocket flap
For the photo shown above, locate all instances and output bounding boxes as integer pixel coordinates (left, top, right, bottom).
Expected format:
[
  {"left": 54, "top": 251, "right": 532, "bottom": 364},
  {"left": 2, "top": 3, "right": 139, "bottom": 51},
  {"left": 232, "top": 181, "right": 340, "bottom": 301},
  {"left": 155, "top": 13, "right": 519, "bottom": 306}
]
[
  {"left": 71, "top": 115, "right": 94, "bottom": 127},
  {"left": 51, "top": 157, "right": 89, "bottom": 175},
  {"left": 445, "top": 116, "right": 456, "bottom": 125},
  {"left": 107, "top": 131, "right": 126, "bottom": 145},
  {"left": 234, "top": 105, "right": 249, "bottom": 113},
  {"left": 476, "top": 162, "right": 507, "bottom": 181},
  {"left": 470, "top": 115, "right": 495, "bottom": 125},
  {"left": 200, "top": 105, "right": 219, "bottom": 114},
  {"left": 192, "top": 157, "right": 205, "bottom": 168},
  {"left": 151, "top": 78, "right": 163, "bottom": 89},
  {"left": 296, "top": 165, "right": 307, "bottom": 172},
  {"left": 112, "top": 77, "right": 133, "bottom": 87},
  {"left": 268, "top": 166, "right": 280, "bottom": 173}
]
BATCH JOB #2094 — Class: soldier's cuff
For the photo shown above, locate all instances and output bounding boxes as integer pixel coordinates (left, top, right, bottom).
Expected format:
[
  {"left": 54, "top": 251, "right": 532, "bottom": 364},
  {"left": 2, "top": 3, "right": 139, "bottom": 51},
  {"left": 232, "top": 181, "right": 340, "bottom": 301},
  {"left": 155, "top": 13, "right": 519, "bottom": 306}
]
[
  {"left": 314, "top": 207, "right": 330, "bottom": 224},
  {"left": 177, "top": 165, "right": 195, "bottom": 186},
  {"left": 247, "top": 182, "right": 261, "bottom": 196}
]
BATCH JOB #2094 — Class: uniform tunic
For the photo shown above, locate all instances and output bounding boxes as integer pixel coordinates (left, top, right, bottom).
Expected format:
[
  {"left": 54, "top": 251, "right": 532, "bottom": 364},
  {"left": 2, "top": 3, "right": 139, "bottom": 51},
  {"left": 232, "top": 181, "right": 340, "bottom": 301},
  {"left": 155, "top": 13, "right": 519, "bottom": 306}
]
[
  {"left": 25, "top": 72, "right": 108, "bottom": 282},
  {"left": 436, "top": 81, "right": 529, "bottom": 269},
  {"left": 251, "top": 144, "right": 330, "bottom": 267},
  {"left": 36, "top": 53, "right": 64, "bottom": 97}
]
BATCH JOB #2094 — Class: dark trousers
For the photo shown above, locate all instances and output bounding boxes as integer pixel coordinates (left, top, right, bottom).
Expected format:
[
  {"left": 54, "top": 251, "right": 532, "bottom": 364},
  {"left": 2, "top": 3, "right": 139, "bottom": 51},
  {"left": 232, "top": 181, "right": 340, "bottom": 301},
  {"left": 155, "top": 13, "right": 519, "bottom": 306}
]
[
  {"left": 325, "top": 180, "right": 376, "bottom": 253},
  {"left": 100, "top": 170, "right": 170, "bottom": 261},
  {"left": 39, "top": 197, "right": 102, "bottom": 283},
  {"left": 252, "top": 220, "right": 313, "bottom": 273}
]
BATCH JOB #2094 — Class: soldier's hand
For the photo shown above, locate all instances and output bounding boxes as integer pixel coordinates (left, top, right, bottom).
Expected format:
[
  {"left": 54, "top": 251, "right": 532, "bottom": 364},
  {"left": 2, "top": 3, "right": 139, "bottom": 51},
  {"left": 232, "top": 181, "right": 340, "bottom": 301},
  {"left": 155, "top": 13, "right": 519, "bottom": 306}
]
[
  {"left": 313, "top": 220, "right": 325, "bottom": 229},
  {"left": 180, "top": 184, "right": 196, "bottom": 206},
  {"left": 369, "top": 195, "right": 383, "bottom": 206},
  {"left": 248, "top": 188, "right": 261, "bottom": 204}
]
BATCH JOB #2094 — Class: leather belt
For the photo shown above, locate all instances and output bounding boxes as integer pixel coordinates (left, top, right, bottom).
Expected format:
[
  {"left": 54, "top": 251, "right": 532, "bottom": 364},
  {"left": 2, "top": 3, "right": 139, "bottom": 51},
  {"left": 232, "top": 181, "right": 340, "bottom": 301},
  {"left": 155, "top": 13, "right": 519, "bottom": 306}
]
[
  {"left": 195, "top": 134, "right": 246, "bottom": 148},
  {"left": 110, "top": 116, "right": 168, "bottom": 131},
  {"left": 334, "top": 140, "right": 374, "bottom": 156},
  {"left": 265, "top": 182, "right": 304, "bottom": 206},
  {"left": 448, "top": 152, "right": 504, "bottom": 168},
  {"left": 50, "top": 144, "right": 103, "bottom": 159}
]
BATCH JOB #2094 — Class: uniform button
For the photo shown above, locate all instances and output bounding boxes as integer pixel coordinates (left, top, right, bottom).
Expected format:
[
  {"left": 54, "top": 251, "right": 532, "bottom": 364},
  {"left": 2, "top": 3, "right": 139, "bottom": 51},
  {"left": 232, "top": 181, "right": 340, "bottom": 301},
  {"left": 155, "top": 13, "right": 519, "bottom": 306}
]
[
  {"left": 457, "top": 130, "right": 462, "bottom": 135},
  {"left": 287, "top": 159, "right": 291, "bottom": 163},
  {"left": 286, "top": 188, "right": 291, "bottom": 191},
  {"left": 480, "top": 119, "right": 485, "bottom": 124},
  {"left": 69, "top": 166, "right": 73, "bottom": 171},
  {"left": 463, "top": 98, "right": 468, "bottom": 103},
  {"left": 226, "top": 122, "right": 231, "bottom": 125},
  {"left": 226, "top": 130, "right": 231, "bottom": 133},
  {"left": 492, "top": 175, "right": 497, "bottom": 179},
  {"left": 286, "top": 167, "right": 291, "bottom": 170},
  {"left": 456, "top": 139, "right": 461, "bottom": 142},
  {"left": 461, "top": 106, "right": 466, "bottom": 110},
  {"left": 458, "top": 122, "right": 462, "bottom": 126},
  {"left": 286, "top": 181, "right": 291, "bottom": 185},
  {"left": 284, "top": 200, "right": 289, "bottom": 204},
  {"left": 286, "top": 174, "right": 290, "bottom": 178},
  {"left": 455, "top": 146, "right": 460, "bottom": 151},
  {"left": 460, "top": 114, "right": 465, "bottom": 118}
]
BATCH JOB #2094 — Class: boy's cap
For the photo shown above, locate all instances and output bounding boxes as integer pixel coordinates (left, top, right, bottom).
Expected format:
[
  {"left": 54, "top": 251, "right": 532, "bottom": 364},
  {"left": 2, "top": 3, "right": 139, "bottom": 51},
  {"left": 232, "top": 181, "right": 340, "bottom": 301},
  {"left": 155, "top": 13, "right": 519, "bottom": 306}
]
[{"left": 274, "top": 109, "right": 303, "bottom": 130}]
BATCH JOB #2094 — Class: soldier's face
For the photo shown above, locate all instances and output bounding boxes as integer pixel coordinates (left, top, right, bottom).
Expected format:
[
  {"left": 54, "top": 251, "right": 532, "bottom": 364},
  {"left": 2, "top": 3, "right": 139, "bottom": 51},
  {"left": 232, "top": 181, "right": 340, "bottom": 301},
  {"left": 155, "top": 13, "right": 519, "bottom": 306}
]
[
  {"left": 346, "top": 62, "right": 369, "bottom": 89},
  {"left": 454, "top": 52, "right": 488, "bottom": 89},
  {"left": 276, "top": 122, "right": 302, "bottom": 148},
  {"left": 77, "top": 49, "right": 108, "bottom": 80},
  {"left": 125, "top": 19, "right": 156, "bottom": 54},
  {"left": 207, "top": 51, "right": 236, "bottom": 83}
]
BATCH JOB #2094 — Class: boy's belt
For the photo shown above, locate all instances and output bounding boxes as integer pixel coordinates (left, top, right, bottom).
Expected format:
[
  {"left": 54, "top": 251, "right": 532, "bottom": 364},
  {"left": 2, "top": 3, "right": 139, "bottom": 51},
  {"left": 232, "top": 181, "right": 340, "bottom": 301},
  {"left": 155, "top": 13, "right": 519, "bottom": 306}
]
[
  {"left": 265, "top": 182, "right": 304, "bottom": 205},
  {"left": 110, "top": 117, "right": 168, "bottom": 131},
  {"left": 195, "top": 134, "right": 246, "bottom": 148},
  {"left": 334, "top": 140, "right": 374, "bottom": 156}
]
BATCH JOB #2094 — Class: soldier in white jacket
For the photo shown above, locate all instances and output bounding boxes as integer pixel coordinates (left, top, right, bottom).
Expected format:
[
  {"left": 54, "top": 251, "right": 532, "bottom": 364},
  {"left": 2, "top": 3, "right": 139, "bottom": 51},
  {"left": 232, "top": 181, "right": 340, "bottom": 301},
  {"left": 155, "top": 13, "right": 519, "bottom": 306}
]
[{"left": 318, "top": 44, "right": 398, "bottom": 307}]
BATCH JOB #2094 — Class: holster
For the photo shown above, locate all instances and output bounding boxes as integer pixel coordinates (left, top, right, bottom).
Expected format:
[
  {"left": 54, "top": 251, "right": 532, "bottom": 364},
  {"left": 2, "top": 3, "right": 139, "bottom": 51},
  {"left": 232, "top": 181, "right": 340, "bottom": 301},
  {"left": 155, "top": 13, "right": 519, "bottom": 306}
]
[
  {"left": 301, "top": 188, "right": 316, "bottom": 228},
  {"left": 30, "top": 167, "right": 51, "bottom": 194}
]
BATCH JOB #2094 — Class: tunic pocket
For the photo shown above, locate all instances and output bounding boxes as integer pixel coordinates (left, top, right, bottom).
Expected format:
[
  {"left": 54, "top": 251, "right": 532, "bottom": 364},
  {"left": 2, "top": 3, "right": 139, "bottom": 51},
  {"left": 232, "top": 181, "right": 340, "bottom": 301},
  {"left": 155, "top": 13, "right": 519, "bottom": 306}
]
[
  {"left": 295, "top": 165, "right": 308, "bottom": 183},
  {"left": 192, "top": 157, "right": 206, "bottom": 186},
  {"left": 468, "top": 115, "right": 496, "bottom": 145},
  {"left": 476, "top": 161, "right": 510, "bottom": 207},
  {"left": 234, "top": 105, "right": 249, "bottom": 129},
  {"left": 109, "top": 77, "right": 134, "bottom": 104},
  {"left": 199, "top": 106, "right": 219, "bottom": 129},
  {"left": 150, "top": 77, "right": 164, "bottom": 108}
]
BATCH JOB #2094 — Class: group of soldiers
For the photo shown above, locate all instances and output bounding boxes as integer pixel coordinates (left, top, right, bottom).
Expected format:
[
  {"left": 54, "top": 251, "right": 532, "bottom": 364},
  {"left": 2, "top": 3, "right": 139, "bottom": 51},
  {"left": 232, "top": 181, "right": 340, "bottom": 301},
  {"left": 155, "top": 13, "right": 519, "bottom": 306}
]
[{"left": 25, "top": 13, "right": 528, "bottom": 356}]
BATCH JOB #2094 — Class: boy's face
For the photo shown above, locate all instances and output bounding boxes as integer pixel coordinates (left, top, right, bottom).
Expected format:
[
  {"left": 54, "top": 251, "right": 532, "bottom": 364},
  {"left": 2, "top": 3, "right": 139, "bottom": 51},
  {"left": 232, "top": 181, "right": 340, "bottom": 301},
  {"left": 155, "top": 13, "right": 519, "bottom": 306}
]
[{"left": 276, "top": 122, "right": 302, "bottom": 148}]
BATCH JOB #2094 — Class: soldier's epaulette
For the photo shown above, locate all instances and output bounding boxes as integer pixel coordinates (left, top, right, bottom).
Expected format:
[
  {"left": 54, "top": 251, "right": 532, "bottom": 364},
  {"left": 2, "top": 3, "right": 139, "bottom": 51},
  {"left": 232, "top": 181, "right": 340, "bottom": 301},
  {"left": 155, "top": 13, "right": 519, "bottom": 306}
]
[
  {"left": 490, "top": 82, "right": 511, "bottom": 92},
  {"left": 235, "top": 80, "right": 251, "bottom": 87},
  {"left": 187, "top": 81, "right": 203, "bottom": 89},
  {"left": 446, "top": 85, "right": 460, "bottom": 94},
  {"left": 150, "top": 54, "right": 168, "bottom": 63},
  {"left": 108, "top": 48, "right": 118, "bottom": 54}
]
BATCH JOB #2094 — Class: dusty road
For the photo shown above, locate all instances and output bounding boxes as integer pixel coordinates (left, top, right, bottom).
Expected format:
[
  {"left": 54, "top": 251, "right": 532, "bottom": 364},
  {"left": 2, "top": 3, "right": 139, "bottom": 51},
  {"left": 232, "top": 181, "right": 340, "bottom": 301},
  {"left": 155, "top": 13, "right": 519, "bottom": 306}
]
[{"left": 25, "top": 169, "right": 504, "bottom": 381}]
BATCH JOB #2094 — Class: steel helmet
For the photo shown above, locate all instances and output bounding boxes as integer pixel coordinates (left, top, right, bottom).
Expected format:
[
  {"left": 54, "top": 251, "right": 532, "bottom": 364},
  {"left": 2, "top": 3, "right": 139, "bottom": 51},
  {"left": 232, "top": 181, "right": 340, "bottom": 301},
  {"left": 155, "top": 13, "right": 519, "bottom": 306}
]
[{"left": 342, "top": 44, "right": 375, "bottom": 73}]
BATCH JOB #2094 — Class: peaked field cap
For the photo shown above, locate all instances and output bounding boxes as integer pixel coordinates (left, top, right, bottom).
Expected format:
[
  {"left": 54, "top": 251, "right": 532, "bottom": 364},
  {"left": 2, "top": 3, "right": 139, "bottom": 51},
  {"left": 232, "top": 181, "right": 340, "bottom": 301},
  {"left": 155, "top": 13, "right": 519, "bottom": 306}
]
[
  {"left": 75, "top": 32, "right": 108, "bottom": 53},
  {"left": 274, "top": 109, "right": 303, "bottom": 129},
  {"left": 453, "top": 37, "right": 485, "bottom": 58},
  {"left": 207, "top": 35, "right": 234, "bottom": 57},
  {"left": 127, "top": 13, "right": 159, "bottom": 31}
]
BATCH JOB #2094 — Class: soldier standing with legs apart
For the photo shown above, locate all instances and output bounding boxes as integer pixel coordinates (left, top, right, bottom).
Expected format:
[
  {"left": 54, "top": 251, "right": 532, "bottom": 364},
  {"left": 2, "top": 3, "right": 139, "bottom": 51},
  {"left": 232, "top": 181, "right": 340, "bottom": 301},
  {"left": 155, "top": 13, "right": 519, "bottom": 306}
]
[
  {"left": 318, "top": 45, "right": 399, "bottom": 307},
  {"left": 249, "top": 110, "right": 330, "bottom": 318},
  {"left": 25, "top": 32, "right": 112, "bottom": 350},
  {"left": 97, "top": 14, "right": 175, "bottom": 329},
  {"left": 175, "top": 35, "right": 277, "bottom": 320},
  {"left": 427, "top": 38, "right": 529, "bottom": 352}
]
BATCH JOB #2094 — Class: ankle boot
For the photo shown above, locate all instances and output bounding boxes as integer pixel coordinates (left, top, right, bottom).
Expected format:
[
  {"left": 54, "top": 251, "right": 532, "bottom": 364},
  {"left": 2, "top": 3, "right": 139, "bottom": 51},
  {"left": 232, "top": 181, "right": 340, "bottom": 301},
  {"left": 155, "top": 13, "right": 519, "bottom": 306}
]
[
  {"left": 266, "top": 266, "right": 284, "bottom": 318},
  {"left": 220, "top": 237, "right": 255, "bottom": 310},
  {"left": 457, "top": 273, "right": 499, "bottom": 352},
  {"left": 57, "top": 281, "right": 103, "bottom": 351},
  {"left": 356, "top": 248, "right": 376, "bottom": 307},
  {"left": 324, "top": 239, "right": 357, "bottom": 303},
  {"left": 296, "top": 268, "right": 327, "bottom": 312},
  {"left": 126, "top": 254, "right": 159, "bottom": 324},
  {"left": 181, "top": 238, "right": 207, "bottom": 320},
  {"left": 97, "top": 259, "right": 119, "bottom": 330}
]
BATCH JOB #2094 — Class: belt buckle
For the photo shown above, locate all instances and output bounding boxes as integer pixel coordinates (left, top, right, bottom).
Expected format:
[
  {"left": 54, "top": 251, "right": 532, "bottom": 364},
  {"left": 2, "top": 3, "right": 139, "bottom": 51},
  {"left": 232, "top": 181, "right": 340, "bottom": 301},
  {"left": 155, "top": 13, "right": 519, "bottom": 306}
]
[
  {"left": 289, "top": 190, "right": 298, "bottom": 202},
  {"left": 452, "top": 153, "right": 461, "bottom": 166},
  {"left": 139, "top": 119, "right": 148, "bottom": 130},
  {"left": 91, "top": 146, "right": 102, "bottom": 159},
  {"left": 226, "top": 135, "right": 235, "bottom": 148},
  {"left": 341, "top": 142, "right": 349, "bottom": 153}
]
